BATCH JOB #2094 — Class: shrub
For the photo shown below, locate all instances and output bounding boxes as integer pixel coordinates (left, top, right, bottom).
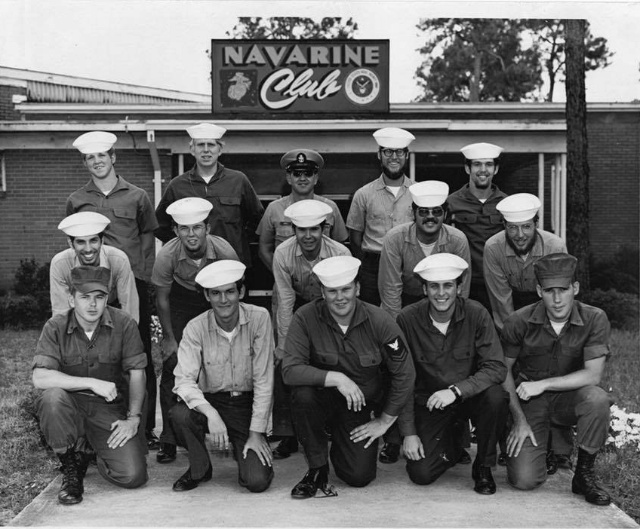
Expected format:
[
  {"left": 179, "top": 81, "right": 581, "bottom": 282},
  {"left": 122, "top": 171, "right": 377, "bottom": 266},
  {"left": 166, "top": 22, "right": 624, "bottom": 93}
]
[
  {"left": 0, "top": 293, "right": 51, "bottom": 329},
  {"left": 581, "top": 289, "right": 639, "bottom": 331},
  {"left": 13, "top": 258, "right": 50, "bottom": 296},
  {"left": 591, "top": 245, "right": 639, "bottom": 295}
]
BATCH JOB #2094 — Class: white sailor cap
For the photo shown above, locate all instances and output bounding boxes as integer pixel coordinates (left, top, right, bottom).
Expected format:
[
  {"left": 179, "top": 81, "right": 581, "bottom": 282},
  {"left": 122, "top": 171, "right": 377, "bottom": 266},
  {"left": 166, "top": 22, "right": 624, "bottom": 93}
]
[
  {"left": 284, "top": 200, "right": 333, "bottom": 228},
  {"left": 280, "top": 149, "right": 325, "bottom": 170},
  {"left": 195, "top": 260, "right": 246, "bottom": 289},
  {"left": 497, "top": 193, "right": 542, "bottom": 223},
  {"left": 72, "top": 131, "right": 117, "bottom": 154},
  {"left": 373, "top": 128, "right": 415, "bottom": 149},
  {"left": 414, "top": 253, "right": 468, "bottom": 282},
  {"left": 409, "top": 181, "right": 449, "bottom": 208},
  {"left": 313, "top": 256, "right": 361, "bottom": 289},
  {"left": 166, "top": 197, "right": 213, "bottom": 226},
  {"left": 186, "top": 123, "right": 226, "bottom": 140},
  {"left": 460, "top": 142, "right": 503, "bottom": 160},
  {"left": 58, "top": 212, "right": 110, "bottom": 237}
]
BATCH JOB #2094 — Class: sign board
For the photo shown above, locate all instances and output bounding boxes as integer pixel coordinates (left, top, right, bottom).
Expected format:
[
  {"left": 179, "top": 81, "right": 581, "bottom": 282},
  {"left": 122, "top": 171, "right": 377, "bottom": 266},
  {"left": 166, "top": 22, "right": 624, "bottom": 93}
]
[{"left": 211, "top": 39, "right": 389, "bottom": 114}]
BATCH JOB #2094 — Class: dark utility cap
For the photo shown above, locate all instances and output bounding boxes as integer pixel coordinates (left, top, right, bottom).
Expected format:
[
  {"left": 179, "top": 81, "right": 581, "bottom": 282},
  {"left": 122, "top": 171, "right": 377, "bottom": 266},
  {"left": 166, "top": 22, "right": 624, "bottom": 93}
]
[
  {"left": 534, "top": 253, "right": 577, "bottom": 288},
  {"left": 280, "top": 149, "right": 324, "bottom": 171},
  {"left": 71, "top": 266, "right": 111, "bottom": 294}
]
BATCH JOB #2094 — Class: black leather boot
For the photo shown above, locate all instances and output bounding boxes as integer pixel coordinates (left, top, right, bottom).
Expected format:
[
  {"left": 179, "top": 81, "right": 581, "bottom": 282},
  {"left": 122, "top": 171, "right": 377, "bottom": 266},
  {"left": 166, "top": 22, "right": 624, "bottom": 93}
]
[
  {"left": 291, "top": 464, "right": 336, "bottom": 499},
  {"left": 57, "top": 448, "right": 83, "bottom": 505},
  {"left": 571, "top": 448, "right": 610, "bottom": 505}
]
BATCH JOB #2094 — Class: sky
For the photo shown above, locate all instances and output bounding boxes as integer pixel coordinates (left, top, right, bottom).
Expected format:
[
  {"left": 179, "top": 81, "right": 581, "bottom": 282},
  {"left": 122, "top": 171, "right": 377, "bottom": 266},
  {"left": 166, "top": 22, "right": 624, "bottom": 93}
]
[{"left": 1, "top": 0, "right": 639, "bottom": 103}]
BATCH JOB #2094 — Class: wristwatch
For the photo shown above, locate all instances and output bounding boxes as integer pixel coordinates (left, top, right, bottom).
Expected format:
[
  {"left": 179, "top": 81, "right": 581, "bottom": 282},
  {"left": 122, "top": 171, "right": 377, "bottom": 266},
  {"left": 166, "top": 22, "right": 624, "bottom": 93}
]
[
  {"left": 448, "top": 385, "right": 462, "bottom": 400},
  {"left": 127, "top": 411, "right": 142, "bottom": 419}
]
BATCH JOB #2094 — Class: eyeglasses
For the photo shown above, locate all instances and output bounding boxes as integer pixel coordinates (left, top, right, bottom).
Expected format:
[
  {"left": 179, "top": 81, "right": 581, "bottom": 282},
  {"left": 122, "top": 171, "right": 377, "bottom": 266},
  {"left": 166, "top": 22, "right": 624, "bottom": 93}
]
[
  {"left": 505, "top": 223, "right": 535, "bottom": 236},
  {"left": 178, "top": 225, "right": 206, "bottom": 236},
  {"left": 416, "top": 207, "right": 445, "bottom": 218},
  {"left": 380, "top": 148, "right": 408, "bottom": 158},
  {"left": 291, "top": 170, "right": 315, "bottom": 178}
]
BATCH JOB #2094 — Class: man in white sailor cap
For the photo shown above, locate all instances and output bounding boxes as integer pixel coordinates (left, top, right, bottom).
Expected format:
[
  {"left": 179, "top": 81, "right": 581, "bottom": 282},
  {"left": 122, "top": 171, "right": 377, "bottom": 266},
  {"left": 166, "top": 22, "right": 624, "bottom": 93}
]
[
  {"left": 256, "top": 148, "right": 348, "bottom": 272},
  {"left": 380, "top": 180, "right": 471, "bottom": 319},
  {"left": 170, "top": 260, "right": 274, "bottom": 493},
  {"left": 346, "top": 127, "right": 416, "bottom": 306},
  {"left": 483, "top": 193, "right": 570, "bottom": 470},
  {"left": 151, "top": 197, "right": 238, "bottom": 465},
  {"left": 484, "top": 193, "right": 567, "bottom": 330},
  {"left": 50, "top": 212, "right": 139, "bottom": 321},
  {"left": 282, "top": 256, "right": 415, "bottom": 498},
  {"left": 155, "top": 123, "right": 264, "bottom": 268},
  {"left": 397, "top": 253, "right": 508, "bottom": 495},
  {"left": 270, "top": 200, "right": 351, "bottom": 459},
  {"left": 67, "top": 130, "right": 159, "bottom": 449},
  {"left": 447, "top": 142, "right": 508, "bottom": 313}
]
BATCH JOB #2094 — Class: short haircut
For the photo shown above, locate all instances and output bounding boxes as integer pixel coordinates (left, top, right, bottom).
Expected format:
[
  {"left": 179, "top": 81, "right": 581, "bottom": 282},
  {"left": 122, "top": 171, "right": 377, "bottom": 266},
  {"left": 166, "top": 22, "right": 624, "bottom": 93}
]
[
  {"left": 464, "top": 156, "right": 501, "bottom": 169},
  {"left": 293, "top": 220, "right": 327, "bottom": 231},
  {"left": 171, "top": 217, "right": 209, "bottom": 229},
  {"left": 198, "top": 276, "right": 245, "bottom": 295},
  {"left": 82, "top": 148, "right": 115, "bottom": 161},
  {"left": 190, "top": 139, "right": 224, "bottom": 148}
]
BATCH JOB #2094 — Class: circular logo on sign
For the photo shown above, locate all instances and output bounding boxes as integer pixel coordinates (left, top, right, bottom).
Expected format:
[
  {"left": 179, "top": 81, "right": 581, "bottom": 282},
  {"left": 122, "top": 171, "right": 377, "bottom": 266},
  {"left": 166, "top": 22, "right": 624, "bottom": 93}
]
[{"left": 344, "top": 69, "right": 380, "bottom": 106}]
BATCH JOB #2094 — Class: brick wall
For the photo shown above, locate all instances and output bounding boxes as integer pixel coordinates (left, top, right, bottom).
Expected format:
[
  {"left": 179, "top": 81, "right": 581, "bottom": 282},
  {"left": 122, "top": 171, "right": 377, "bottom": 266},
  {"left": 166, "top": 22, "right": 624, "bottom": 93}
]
[
  {"left": 0, "top": 85, "right": 27, "bottom": 121},
  {"left": 0, "top": 149, "right": 171, "bottom": 292}
]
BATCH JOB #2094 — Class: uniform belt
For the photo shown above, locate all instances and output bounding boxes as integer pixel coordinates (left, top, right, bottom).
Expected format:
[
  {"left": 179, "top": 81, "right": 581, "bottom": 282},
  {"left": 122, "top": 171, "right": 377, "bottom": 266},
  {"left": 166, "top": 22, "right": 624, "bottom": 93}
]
[{"left": 208, "top": 391, "right": 252, "bottom": 398}]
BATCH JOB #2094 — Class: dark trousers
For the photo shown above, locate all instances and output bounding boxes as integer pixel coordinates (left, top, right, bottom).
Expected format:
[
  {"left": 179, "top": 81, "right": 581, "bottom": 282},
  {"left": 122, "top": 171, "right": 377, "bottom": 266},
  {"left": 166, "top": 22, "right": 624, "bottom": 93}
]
[
  {"left": 159, "top": 282, "right": 210, "bottom": 446},
  {"left": 36, "top": 388, "right": 147, "bottom": 489},
  {"left": 135, "top": 278, "right": 156, "bottom": 432},
  {"left": 292, "top": 386, "right": 379, "bottom": 488},
  {"left": 507, "top": 386, "right": 612, "bottom": 491},
  {"left": 272, "top": 360, "right": 294, "bottom": 437},
  {"left": 170, "top": 393, "right": 274, "bottom": 493},
  {"left": 359, "top": 251, "right": 381, "bottom": 306},
  {"left": 407, "top": 385, "right": 508, "bottom": 485},
  {"left": 469, "top": 279, "right": 492, "bottom": 316}
]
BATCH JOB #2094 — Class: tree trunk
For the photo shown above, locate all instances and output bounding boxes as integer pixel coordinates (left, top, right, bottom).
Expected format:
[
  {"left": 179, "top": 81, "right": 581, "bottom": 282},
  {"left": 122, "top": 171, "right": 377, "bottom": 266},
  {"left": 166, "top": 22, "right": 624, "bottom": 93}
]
[
  {"left": 470, "top": 53, "right": 481, "bottom": 102},
  {"left": 564, "top": 19, "right": 590, "bottom": 289}
]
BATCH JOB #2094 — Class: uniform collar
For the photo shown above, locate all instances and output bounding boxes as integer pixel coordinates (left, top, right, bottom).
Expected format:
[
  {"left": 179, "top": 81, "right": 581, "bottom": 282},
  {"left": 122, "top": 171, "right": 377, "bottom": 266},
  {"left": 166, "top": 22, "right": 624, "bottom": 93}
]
[
  {"left": 460, "top": 183, "right": 503, "bottom": 201},
  {"left": 418, "top": 296, "right": 466, "bottom": 330},
  {"left": 189, "top": 163, "right": 225, "bottom": 181},
  {"left": 66, "top": 306, "right": 115, "bottom": 335},
  {"left": 86, "top": 175, "right": 129, "bottom": 194},
  {"left": 316, "top": 297, "right": 368, "bottom": 331},
  {"left": 407, "top": 222, "right": 449, "bottom": 247},
  {"left": 373, "top": 174, "right": 411, "bottom": 190},
  {"left": 294, "top": 235, "right": 332, "bottom": 259}
]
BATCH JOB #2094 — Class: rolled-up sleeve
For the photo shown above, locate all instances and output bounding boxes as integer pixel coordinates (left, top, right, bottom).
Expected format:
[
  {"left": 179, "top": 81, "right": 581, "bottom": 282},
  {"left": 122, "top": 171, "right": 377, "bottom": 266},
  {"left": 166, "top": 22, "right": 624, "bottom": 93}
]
[
  {"left": 32, "top": 320, "right": 63, "bottom": 371},
  {"left": 583, "top": 309, "right": 611, "bottom": 361},
  {"left": 346, "top": 190, "right": 366, "bottom": 232},
  {"left": 249, "top": 310, "right": 275, "bottom": 432}
]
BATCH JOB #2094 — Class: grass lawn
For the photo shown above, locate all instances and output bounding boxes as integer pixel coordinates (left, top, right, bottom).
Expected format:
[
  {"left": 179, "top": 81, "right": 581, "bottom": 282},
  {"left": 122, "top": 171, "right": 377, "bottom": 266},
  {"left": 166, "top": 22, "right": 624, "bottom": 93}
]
[{"left": 0, "top": 327, "right": 638, "bottom": 525}]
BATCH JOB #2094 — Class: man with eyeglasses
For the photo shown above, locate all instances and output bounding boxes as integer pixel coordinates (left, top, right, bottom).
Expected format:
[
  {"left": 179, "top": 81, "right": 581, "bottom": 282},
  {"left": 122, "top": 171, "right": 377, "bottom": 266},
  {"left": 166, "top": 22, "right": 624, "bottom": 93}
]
[
  {"left": 155, "top": 123, "right": 264, "bottom": 268},
  {"left": 447, "top": 143, "right": 508, "bottom": 314},
  {"left": 346, "top": 128, "right": 416, "bottom": 307},
  {"left": 484, "top": 193, "right": 567, "bottom": 331},
  {"left": 256, "top": 149, "right": 347, "bottom": 272},
  {"left": 379, "top": 180, "right": 471, "bottom": 319},
  {"left": 151, "top": 197, "right": 238, "bottom": 465}
]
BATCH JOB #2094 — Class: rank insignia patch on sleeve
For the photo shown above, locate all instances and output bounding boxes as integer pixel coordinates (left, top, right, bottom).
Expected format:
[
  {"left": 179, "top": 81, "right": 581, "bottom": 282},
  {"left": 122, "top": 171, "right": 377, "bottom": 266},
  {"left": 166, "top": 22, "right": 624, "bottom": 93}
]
[{"left": 384, "top": 337, "right": 407, "bottom": 362}]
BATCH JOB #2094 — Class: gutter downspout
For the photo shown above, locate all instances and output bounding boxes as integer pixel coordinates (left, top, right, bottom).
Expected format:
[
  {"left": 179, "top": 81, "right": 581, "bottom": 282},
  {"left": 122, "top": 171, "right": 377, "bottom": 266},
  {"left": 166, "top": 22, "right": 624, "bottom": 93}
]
[{"left": 147, "top": 129, "right": 163, "bottom": 255}]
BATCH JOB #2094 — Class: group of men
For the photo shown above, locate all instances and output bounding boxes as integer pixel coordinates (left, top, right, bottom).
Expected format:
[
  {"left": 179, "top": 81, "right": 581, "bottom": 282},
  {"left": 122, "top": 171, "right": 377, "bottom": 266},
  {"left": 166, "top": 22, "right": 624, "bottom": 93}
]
[{"left": 33, "top": 123, "right": 613, "bottom": 509}]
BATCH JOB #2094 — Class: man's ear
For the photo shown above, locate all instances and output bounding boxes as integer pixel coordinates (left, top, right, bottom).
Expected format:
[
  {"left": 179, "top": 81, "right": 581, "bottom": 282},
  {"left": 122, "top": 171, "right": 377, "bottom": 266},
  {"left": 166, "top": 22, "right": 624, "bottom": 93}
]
[
  {"left": 422, "top": 283, "right": 428, "bottom": 297},
  {"left": 239, "top": 285, "right": 246, "bottom": 300},
  {"left": 464, "top": 164, "right": 470, "bottom": 176},
  {"left": 173, "top": 225, "right": 180, "bottom": 238},
  {"left": 355, "top": 282, "right": 361, "bottom": 298},
  {"left": 536, "top": 284, "right": 543, "bottom": 298},
  {"left": 68, "top": 293, "right": 76, "bottom": 309},
  {"left": 572, "top": 281, "right": 580, "bottom": 297},
  {"left": 67, "top": 237, "right": 74, "bottom": 250},
  {"left": 203, "top": 289, "right": 211, "bottom": 303},
  {"left": 110, "top": 152, "right": 116, "bottom": 165}
]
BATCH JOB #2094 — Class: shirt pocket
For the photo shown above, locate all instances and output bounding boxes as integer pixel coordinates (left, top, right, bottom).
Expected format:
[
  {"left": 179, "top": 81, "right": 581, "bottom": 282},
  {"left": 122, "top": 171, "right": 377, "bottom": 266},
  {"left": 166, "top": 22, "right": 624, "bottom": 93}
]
[
  {"left": 489, "top": 214, "right": 503, "bottom": 225},
  {"left": 113, "top": 208, "right": 136, "bottom": 221},
  {"left": 275, "top": 221, "right": 294, "bottom": 242},
  {"left": 359, "top": 349, "right": 382, "bottom": 368},
  {"left": 314, "top": 350, "right": 339, "bottom": 367},
  {"left": 521, "top": 346, "right": 550, "bottom": 378},
  {"left": 454, "top": 213, "right": 478, "bottom": 225},
  {"left": 451, "top": 346, "right": 473, "bottom": 378},
  {"left": 61, "top": 354, "right": 84, "bottom": 367},
  {"left": 219, "top": 196, "right": 241, "bottom": 222}
]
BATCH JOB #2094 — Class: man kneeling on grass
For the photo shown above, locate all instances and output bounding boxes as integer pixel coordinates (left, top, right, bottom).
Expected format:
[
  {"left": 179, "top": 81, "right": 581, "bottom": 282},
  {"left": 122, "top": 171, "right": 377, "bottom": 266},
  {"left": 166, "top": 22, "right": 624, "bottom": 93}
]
[
  {"left": 32, "top": 266, "right": 148, "bottom": 505},
  {"left": 501, "top": 253, "right": 613, "bottom": 505}
]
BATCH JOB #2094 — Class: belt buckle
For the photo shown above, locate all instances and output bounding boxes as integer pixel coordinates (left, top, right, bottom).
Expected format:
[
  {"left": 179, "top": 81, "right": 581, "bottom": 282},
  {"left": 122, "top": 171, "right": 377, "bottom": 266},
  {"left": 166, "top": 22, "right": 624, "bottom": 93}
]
[{"left": 230, "top": 391, "right": 242, "bottom": 397}]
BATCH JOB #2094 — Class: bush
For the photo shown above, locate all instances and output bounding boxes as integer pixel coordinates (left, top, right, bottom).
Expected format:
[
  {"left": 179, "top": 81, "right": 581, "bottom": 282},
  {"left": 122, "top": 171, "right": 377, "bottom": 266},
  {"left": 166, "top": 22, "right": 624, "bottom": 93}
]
[
  {"left": 581, "top": 289, "right": 639, "bottom": 331},
  {"left": 13, "top": 258, "right": 50, "bottom": 296},
  {"left": 591, "top": 245, "right": 639, "bottom": 295},
  {"left": 0, "top": 293, "right": 51, "bottom": 329}
]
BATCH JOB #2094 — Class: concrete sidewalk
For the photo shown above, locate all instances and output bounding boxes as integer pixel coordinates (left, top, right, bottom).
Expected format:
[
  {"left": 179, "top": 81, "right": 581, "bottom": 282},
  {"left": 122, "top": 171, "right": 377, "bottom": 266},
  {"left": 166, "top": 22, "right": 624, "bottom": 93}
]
[{"left": 9, "top": 441, "right": 638, "bottom": 528}]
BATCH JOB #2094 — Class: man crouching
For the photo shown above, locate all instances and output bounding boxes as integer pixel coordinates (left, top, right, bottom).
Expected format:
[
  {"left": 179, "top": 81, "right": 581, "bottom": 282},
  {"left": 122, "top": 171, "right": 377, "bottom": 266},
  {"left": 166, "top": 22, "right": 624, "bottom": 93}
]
[
  {"left": 170, "top": 260, "right": 274, "bottom": 493},
  {"left": 33, "top": 266, "right": 148, "bottom": 505}
]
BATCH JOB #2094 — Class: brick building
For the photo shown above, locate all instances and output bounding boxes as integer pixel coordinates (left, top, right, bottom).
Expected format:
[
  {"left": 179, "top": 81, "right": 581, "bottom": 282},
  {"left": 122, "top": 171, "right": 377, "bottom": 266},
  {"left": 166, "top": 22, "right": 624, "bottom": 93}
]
[{"left": 0, "top": 66, "right": 638, "bottom": 293}]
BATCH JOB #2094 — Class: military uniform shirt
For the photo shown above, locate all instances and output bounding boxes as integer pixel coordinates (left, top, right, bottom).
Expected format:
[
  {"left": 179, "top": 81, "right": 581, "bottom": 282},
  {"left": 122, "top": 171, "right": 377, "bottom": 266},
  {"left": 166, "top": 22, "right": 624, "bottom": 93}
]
[
  {"left": 501, "top": 300, "right": 611, "bottom": 381},
  {"left": 172, "top": 304, "right": 274, "bottom": 433},
  {"left": 483, "top": 229, "right": 567, "bottom": 329},
  {"left": 256, "top": 194, "right": 348, "bottom": 247},
  {"left": 346, "top": 175, "right": 414, "bottom": 253},
  {"left": 379, "top": 222, "right": 471, "bottom": 317}
]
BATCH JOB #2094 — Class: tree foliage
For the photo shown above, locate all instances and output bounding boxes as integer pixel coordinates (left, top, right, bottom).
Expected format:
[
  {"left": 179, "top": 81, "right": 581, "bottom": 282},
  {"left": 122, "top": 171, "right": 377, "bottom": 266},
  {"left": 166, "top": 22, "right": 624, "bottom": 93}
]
[
  {"left": 225, "top": 17, "right": 358, "bottom": 40},
  {"left": 415, "top": 18, "right": 613, "bottom": 102},
  {"left": 415, "top": 19, "right": 542, "bottom": 102},
  {"left": 523, "top": 19, "right": 613, "bottom": 101}
]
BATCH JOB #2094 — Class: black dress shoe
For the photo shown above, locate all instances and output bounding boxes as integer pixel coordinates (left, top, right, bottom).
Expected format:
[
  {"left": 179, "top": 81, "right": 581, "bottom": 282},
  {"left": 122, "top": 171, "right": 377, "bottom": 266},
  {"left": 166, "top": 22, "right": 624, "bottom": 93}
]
[
  {"left": 472, "top": 462, "right": 497, "bottom": 495},
  {"left": 146, "top": 431, "right": 161, "bottom": 451},
  {"left": 457, "top": 449, "right": 472, "bottom": 465},
  {"left": 378, "top": 442, "right": 400, "bottom": 464},
  {"left": 157, "top": 443, "right": 177, "bottom": 464},
  {"left": 273, "top": 436, "right": 299, "bottom": 460},
  {"left": 291, "top": 464, "right": 336, "bottom": 499},
  {"left": 497, "top": 452, "right": 507, "bottom": 466},
  {"left": 172, "top": 465, "right": 212, "bottom": 492}
]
